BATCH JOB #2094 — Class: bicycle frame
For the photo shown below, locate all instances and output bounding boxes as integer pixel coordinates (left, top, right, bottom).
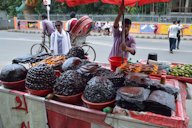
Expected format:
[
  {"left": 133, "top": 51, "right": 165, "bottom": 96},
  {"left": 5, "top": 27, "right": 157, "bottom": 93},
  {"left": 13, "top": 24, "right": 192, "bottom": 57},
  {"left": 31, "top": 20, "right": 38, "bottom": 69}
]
[
  {"left": 42, "top": 35, "right": 50, "bottom": 48},
  {"left": 30, "top": 36, "right": 50, "bottom": 55}
]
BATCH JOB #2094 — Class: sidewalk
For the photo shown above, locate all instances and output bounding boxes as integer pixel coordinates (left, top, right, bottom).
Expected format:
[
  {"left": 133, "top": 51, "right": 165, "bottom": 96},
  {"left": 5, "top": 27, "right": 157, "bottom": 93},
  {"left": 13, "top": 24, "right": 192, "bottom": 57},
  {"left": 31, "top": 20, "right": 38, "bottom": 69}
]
[{"left": 8, "top": 29, "right": 192, "bottom": 40}]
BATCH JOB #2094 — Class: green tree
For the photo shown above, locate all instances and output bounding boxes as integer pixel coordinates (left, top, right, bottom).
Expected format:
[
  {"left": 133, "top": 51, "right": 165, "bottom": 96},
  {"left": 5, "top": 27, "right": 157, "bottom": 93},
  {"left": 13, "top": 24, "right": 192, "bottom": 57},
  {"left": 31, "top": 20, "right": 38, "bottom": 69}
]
[
  {"left": 76, "top": 3, "right": 118, "bottom": 14},
  {"left": 0, "top": 0, "right": 21, "bottom": 17},
  {"left": 126, "top": 7, "right": 140, "bottom": 14},
  {"left": 0, "top": 0, "right": 171, "bottom": 17}
]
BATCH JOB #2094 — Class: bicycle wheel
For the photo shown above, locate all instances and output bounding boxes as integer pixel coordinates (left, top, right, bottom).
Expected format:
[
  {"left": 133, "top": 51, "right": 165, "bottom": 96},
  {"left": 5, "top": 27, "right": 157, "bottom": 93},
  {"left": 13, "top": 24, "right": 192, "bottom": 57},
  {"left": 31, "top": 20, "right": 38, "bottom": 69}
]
[
  {"left": 81, "top": 44, "right": 96, "bottom": 61},
  {"left": 30, "top": 43, "right": 49, "bottom": 55}
]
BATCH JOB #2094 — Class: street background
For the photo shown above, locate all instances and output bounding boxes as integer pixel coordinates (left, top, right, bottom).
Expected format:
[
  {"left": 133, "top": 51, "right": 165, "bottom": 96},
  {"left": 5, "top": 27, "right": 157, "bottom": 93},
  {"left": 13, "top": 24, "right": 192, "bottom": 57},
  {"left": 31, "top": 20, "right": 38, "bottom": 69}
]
[{"left": 1, "top": 30, "right": 192, "bottom": 65}]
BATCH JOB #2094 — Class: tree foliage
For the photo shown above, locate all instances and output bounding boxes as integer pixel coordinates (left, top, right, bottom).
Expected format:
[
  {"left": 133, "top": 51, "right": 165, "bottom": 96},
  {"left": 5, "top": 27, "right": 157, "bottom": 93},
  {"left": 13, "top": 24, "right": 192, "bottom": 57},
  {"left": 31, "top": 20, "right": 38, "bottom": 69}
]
[
  {"left": 0, "top": 0, "right": 21, "bottom": 17},
  {"left": 0, "top": 0, "right": 171, "bottom": 17},
  {"left": 0, "top": 0, "right": 120, "bottom": 17}
]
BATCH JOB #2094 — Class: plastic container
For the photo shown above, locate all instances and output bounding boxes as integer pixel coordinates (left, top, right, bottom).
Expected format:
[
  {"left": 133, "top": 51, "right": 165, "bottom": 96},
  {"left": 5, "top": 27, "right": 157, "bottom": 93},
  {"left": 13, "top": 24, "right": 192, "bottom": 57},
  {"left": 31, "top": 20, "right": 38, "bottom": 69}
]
[
  {"left": 1, "top": 79, "right": 25, "bottom": 91},
  {"left": 160, "top": 75, "right": 166, "bottom": 84},
  {"left": 54, "top": 70, "right": 61, "bottom": 77},
  {"left": 147, "top": 53, "right": 158, "bottom": 64},
  {"left": 81, "top": 95, "right": 115, "bottom": 110},
  {"left": 55, "top": 93, "right": 82, "bottom": 104},
  {"left": 108, "top": 56, "right": 127, "bottom": 71}
]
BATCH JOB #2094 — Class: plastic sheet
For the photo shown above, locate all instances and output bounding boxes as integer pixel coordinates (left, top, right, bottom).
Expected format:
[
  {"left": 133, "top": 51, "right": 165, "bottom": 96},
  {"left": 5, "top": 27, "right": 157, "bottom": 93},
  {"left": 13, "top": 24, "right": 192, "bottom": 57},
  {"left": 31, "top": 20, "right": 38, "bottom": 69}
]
[
  {"left": 116, "top": 87, "right": 150, "bottom": 111},
  {"left": 145, "top": 90, "right": 175, "bottom": 116}
]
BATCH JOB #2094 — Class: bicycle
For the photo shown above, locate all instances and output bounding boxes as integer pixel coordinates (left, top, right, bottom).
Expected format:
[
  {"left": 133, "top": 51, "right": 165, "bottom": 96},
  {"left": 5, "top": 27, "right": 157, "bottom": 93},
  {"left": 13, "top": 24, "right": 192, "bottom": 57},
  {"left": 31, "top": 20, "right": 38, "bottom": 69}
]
[
  {"left": 30, "top": 35, "right": 50, "bottom": 55},
  {"left": 70, "top": 15, "right": 96, "bottom": 61},
  {"left": 72, "top": 36, "right": 96, "bottom": 61},
  {"left": 30, "top": 16, "right": 96, "bottom": 61}
]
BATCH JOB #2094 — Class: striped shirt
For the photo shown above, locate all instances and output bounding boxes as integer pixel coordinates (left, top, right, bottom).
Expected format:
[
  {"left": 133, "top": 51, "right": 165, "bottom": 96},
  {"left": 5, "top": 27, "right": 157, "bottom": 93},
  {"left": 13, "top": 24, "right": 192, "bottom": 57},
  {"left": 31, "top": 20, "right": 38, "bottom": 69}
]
[{"left": 109, "top": 27, "right": 136, "bottom": 58}]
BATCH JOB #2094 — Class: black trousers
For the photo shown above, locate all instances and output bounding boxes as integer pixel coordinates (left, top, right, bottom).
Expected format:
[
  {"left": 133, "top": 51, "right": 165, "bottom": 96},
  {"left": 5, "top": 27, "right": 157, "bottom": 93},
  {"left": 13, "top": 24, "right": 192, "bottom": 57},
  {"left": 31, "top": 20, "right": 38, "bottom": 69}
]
[
  {"left": 177, "top": 36, "right": 181, "bottom": 48},
  {"left": 169, "top": 38, "right": 176, "bottom": 52}
]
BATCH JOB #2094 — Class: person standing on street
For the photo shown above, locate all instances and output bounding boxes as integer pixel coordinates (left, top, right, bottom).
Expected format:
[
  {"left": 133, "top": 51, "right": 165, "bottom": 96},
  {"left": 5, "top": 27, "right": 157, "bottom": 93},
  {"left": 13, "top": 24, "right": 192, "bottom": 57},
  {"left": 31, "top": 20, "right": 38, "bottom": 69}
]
[
  {"left": 17, "top": 21, "right": 21, "bottom": 30},
  {"left": 154, "top": 24, "right": 158, "bottom": 37},
  {"left": 109, "top": 3, "right": 136, "bottom": 59},
  {"left": 97, "top": 21, "right": 102, "bottom": 33},
  {"left": 168, "top": 21, "right": 187, "bottom": 54},
  {"left": 104, "top": 21, "right": 111, "bottom": 36},
  {"left": 50, "top": 21, "right": 71, "bottom": 55},
  {"left": 41, "top": 14, "right": 55, "bottom": 45},
  {"left": 66, "top": 11, "right": 78, "bottom": 32},
  {"left": 176, "top": 20, "right": 183, "bottom": 49}
]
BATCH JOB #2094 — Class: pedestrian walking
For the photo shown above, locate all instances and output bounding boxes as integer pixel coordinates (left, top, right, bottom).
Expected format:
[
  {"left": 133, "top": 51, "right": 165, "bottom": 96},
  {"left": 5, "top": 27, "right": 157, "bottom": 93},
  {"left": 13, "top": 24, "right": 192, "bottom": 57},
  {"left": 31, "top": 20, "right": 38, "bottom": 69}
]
[
  {"left": 104, "top": 21, "right": 111, "bottom": 36},
  {"left": 168, "top": 21, "right": 187, "bottom": 54},
  {"left": 176, "top": 20, "right": 183, "bottom": 49},
  {"left": 17, "top": 21, "right": 20, "bottom": 30},
  {"left": 97, "top": 21, "right": 102, "bottom": 33},
  {"left": 154, "top": 24, "right": 158, "bottom": 37}
]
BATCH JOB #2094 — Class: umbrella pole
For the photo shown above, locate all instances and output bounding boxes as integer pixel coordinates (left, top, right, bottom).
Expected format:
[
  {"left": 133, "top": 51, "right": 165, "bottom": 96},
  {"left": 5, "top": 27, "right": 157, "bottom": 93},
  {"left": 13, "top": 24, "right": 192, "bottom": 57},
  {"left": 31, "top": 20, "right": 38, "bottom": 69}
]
[{"left": 122, "top": 0, "right": 125, "bottom": 64}]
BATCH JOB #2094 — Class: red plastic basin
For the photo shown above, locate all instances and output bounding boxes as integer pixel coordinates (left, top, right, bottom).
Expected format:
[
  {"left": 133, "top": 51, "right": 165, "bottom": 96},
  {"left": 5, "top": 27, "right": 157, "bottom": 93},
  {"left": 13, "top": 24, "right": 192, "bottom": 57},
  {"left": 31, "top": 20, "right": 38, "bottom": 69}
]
[
  {"left": 81, "top": 95, "right": 115, "bottom": 110},
  {"left": 108, "top": 56, "right": 127, "bottom": 71},
  {"left": 26, "top": 87, "right": 53, "bottom": 97},
  {"left": 1, "top": 79, "right": 25, "bottom": 91},
  {"left": 55, "top": 93, "right": 82, "bottom": 105}
]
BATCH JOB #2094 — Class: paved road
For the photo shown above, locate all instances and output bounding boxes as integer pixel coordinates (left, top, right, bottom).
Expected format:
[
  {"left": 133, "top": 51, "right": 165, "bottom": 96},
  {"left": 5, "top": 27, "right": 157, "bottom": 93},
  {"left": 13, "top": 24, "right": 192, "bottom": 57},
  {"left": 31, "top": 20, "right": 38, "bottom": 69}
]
[
  {"left": 1, "top": 30, "right": 192, "bottom": 66},
  {"left": 0, "top": 30, "right": 192, "bottom": 127},
  {"left": 87, "top": 36, "right": 192, "bottom": 64}
]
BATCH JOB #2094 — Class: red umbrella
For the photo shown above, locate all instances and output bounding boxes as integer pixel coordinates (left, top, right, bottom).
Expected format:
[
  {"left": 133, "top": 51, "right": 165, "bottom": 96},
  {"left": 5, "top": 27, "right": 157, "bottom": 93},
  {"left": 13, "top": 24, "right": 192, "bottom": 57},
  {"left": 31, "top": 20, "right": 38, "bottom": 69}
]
[
  {"left": 56, "top": 0, "right": 98, "bottom": 7},
  {"left": 57, "top": 0, "right": 137, "bottom": 7},
  {"left": 56, "top": 0, "right": 171, "bottom": 7},
  {"left": 102, "top": 0, "right": 171, "bottom": 6}
]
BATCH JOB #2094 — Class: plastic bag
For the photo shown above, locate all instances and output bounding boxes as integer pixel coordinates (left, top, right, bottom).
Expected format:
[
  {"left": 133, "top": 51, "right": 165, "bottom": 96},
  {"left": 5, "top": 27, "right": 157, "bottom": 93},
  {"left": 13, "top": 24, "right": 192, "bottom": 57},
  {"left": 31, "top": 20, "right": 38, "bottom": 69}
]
[
  {"left": 145, "top": 90, "right": 175, "bottom": 116},
  {"left": 116, "top": 87, "right": 150, "bottom": 111},
  {"left": 62, "top": 57, "right": 82, "bottom": 72}
]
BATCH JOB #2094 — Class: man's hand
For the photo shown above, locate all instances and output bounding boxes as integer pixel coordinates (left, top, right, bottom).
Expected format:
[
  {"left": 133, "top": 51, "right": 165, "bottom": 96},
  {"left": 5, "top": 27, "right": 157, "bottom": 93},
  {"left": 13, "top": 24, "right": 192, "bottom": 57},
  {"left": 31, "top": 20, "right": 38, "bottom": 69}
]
[
  {"left": 114, "top": 3, "right": 125, "bottom": 28},
  {"left": 121, "top": 43, "right": 127, "bottom": 52},
  {"left": 119, "top": 3, "right": 125, "bottom": 15}
]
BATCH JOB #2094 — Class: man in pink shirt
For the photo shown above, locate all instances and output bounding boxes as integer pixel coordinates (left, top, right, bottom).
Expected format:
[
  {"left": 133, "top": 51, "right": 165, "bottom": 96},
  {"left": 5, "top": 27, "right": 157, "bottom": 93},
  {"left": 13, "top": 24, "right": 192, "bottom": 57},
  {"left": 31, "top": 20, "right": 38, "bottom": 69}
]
[
  {"left": 42, "top": 14, "right": 55, "bottom": 37},
  {"left": 109, "top": 4, "right": 136, "bottom": 59},
  {"left": 41, "top": 14, "right": 55, "bottom": 45}
]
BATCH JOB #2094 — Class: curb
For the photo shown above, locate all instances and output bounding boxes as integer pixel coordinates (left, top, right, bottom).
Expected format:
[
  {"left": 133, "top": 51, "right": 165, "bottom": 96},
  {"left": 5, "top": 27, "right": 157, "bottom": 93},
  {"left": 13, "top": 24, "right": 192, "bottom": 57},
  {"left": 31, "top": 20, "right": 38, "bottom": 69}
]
[
  {"left": 134, "top": 35, "right": 169, "bottom": 40},
  {"left": 8, "top": 30, "right": 192, "bottom": 40},
  {"left": 8, "top": 30, "right": 41, "bottom": 34}
]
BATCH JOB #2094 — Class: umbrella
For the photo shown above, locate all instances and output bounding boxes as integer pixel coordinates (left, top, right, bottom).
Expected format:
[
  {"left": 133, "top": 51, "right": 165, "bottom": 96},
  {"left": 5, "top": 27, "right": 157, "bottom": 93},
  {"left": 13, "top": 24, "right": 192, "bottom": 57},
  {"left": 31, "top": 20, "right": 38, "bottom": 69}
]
[
  {"left": 57, "top": 0, "right": 171, "bottom": 7},
  {"left": 56, "top": 0, "right": 98, "bottom": 6}
]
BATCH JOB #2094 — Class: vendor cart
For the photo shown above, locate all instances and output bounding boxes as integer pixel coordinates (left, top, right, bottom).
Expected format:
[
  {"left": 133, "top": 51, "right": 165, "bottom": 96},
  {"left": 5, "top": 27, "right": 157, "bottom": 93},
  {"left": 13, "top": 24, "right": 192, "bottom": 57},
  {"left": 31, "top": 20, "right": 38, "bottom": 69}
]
[{"left": 0, "top": 63, "right": 189, "bottom": 128}]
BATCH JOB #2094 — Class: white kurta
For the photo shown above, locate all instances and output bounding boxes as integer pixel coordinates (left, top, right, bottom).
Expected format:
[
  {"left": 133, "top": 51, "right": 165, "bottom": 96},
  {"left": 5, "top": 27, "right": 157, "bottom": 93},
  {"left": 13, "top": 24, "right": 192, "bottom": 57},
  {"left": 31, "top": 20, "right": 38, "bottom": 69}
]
[{"left": 50, "top": 30, "right": 71, "bottom": 55}]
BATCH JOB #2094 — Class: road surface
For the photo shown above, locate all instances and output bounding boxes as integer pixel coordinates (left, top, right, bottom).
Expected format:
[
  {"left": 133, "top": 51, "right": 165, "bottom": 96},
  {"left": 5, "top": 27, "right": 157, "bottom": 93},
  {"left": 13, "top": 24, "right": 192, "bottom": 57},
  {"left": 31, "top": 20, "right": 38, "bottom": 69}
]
[{"left": 0, "top": 31, "right": 192, "bottom": 66}]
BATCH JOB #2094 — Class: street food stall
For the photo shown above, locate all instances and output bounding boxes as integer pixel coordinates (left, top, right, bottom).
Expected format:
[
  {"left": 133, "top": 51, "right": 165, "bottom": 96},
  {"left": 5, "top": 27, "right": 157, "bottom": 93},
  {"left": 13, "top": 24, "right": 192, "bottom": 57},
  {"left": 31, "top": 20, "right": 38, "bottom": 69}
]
[
  {"left": 1, "top": 0, "right": 190, "bottom": 127},
  {"left": 0, "top": 50, "right": 190, "bottom": 128}
]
